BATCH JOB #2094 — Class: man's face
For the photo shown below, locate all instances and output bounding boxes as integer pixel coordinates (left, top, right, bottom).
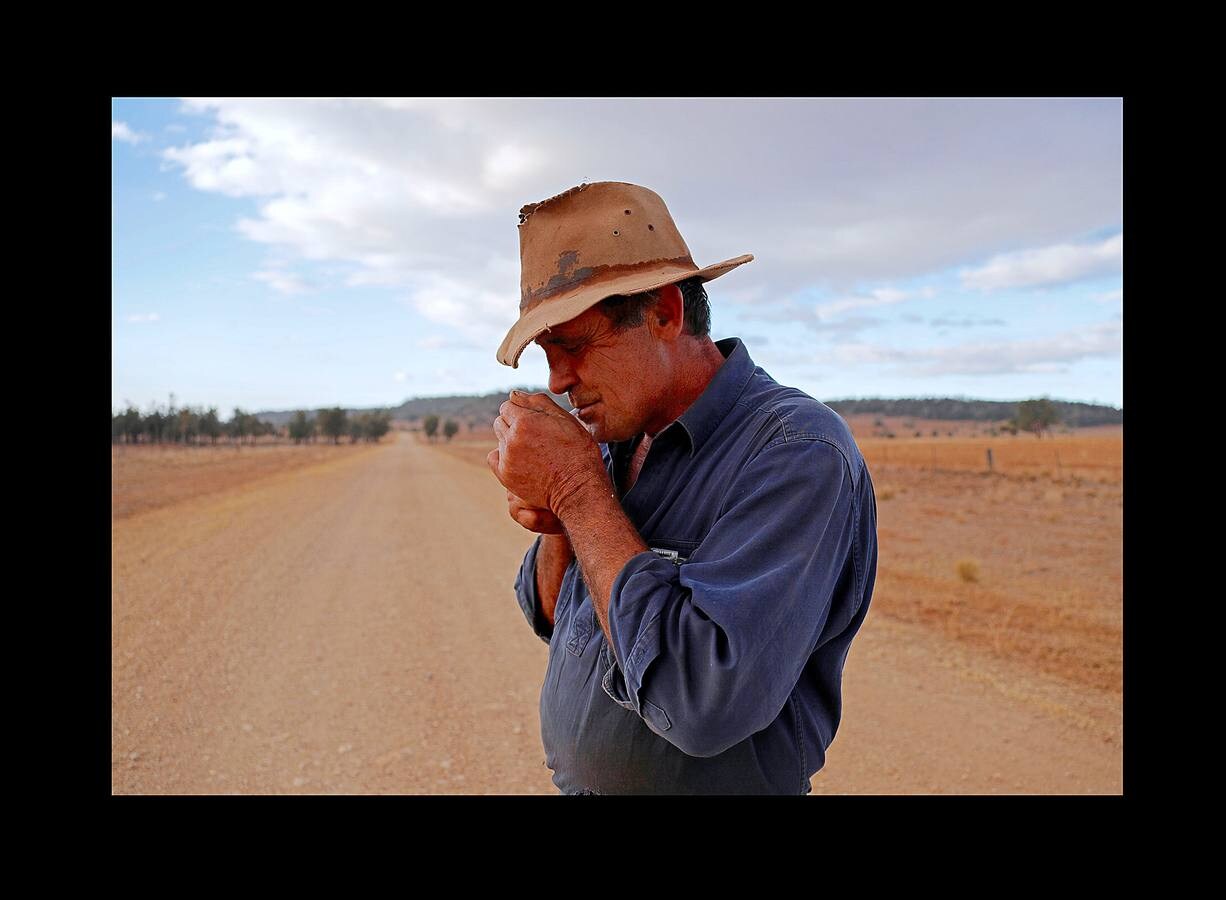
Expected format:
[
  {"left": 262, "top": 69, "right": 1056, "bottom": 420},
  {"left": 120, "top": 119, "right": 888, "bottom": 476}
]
[{"left": 533, "top": 302, "right": 663, "bottom": 445}]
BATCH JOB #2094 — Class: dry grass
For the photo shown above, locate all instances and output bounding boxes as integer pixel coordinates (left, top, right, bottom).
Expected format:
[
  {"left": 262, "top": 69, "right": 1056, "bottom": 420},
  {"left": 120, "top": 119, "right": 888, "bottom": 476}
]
[
  {"left": 853, "top": 429, "right": 1122, "bottom": 484},
  {"left": 957, "top": 559, "right": 980, "bottom": 583},
  {"left": 111, "top": 440, "right": 387, "bottom": 520}
]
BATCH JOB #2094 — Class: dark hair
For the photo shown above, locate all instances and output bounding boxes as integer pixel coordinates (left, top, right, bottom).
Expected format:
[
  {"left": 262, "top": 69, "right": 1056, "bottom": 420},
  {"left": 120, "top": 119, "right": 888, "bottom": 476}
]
[{"left": 599, "top": 276, "right": 711, "bottom": 338}]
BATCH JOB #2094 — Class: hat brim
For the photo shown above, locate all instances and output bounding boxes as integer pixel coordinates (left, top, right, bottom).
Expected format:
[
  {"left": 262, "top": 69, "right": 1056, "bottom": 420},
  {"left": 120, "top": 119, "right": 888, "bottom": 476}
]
[{"left": 496, "top": 254, "right": 754, "bottom": 368}]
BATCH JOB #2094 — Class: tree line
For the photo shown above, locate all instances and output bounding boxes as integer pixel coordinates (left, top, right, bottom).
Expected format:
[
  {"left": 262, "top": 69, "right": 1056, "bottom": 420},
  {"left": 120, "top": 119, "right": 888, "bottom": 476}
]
[
  {"left": 421, "top": 414, "right": 460, "bottom": 442},
  {"left": 112, "top": 401, "right": 392, "bottom": 446},
  {"left": 826, "top": 396, "right": 1121, "bottom": 427}
]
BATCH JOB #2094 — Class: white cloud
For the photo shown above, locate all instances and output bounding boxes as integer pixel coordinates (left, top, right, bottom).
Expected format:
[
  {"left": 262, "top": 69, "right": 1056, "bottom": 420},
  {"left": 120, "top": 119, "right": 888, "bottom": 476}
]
[
  {"left": 831, "top": 320, "right": 1121, "bottom": 376},
  {"left": 813, "top": 286, "right": 913, "bottom": 320},
  {"left": 252, "top": 268, "right": 313, "bottom": 295},
  {"left": 482, "top": 143, "right": 546, "bottom": 190},
  {"left": 743, "top": 284, "right": 924, "bottom": 331},
  {"left": 960, "top": 233, "right": 1122, "bottom": 291},
  {"left": 126, "top": 312, "right": 160, "bottom": 323},
  {"left": 112, "top": 121, "right": 148, "bottom": 144},
  {"left": 152, "top": 191, "right": 167, "bottom": 202},
  {"left": 164, "top": 136, "right": 271, "bottom": 198},
  {"left": 720, "top": 283, "right": 768, "bottom": 305},
  {"left": 155, "top": 99, "right": 1121, "bottom": 360},
  {"left": 929, "top": 315, "right": 1007, "bottom": 329},
  {"left": 402, "top": 269, "right": 517, "bottom": 348}
]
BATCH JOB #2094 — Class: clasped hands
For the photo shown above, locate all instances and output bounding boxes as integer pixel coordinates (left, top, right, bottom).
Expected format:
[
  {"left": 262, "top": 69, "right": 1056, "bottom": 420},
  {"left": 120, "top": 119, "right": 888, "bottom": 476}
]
[{"left": 487, "top": 391, "right": 610, "bottom": 535}]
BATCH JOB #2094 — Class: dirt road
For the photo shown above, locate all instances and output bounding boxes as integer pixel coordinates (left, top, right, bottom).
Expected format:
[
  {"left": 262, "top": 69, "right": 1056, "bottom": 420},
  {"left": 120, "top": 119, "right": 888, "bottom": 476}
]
[{"left": 112, "top": 432, "right": 1122, "bottom": 794}]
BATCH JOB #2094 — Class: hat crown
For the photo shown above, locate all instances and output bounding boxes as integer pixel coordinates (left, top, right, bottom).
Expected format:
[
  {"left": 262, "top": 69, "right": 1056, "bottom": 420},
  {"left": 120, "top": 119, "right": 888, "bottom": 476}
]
[{"left": 517, "top": 182, "right": 696, "bottom": 313}]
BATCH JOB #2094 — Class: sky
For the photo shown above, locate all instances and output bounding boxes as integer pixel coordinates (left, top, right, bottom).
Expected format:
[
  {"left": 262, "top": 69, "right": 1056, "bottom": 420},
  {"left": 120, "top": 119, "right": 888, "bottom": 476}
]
[{"left": 111, "top": 98, "right": 1123, "bottom": 417}]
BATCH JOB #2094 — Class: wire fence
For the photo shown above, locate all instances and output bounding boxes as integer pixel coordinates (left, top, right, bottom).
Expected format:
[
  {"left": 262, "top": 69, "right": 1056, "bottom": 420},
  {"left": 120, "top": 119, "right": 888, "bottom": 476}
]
[{"left": 858, "top": 436, "right": 1123, "bottom": 482}]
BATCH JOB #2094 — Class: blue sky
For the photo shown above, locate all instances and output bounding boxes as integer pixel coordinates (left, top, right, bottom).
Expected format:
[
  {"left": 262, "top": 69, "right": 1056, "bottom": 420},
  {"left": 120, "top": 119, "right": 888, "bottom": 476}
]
[{"left": 112, "top": 98, "right": 1123, "bottom": 416}]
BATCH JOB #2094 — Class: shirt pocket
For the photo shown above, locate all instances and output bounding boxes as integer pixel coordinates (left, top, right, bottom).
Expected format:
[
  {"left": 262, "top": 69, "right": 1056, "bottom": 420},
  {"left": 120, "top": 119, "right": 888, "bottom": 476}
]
[{"left": 566, "top": 598, "right": 595, "bottom": 657}]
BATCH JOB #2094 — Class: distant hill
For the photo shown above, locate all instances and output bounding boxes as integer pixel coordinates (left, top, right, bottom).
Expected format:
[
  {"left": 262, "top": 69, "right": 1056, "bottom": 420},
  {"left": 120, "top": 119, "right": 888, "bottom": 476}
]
[
  {"left": 824, "top": 397, "right": 1122, "bottom": 427},
  {"left": 257, "top": 393, "right": 1121, "bottom": 429},
  {"left": 254, "top": 387, "right": 564, "bottom": 428}
]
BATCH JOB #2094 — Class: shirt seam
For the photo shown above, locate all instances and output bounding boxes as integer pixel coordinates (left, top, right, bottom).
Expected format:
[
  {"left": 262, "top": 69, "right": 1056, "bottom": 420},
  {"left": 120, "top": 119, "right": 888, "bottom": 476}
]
[
  {"left": 624, "top": 605, "right": 663, "bottom": 680},
  {"left": 789, "top": 694, "right": 806, "bottom": 792}
]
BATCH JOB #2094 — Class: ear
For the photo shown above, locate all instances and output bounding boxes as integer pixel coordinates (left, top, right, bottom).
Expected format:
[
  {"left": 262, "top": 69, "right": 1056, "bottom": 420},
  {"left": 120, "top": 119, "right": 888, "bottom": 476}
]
[{"left": 649, "top": 283, "right": 685, "bottom": 341}]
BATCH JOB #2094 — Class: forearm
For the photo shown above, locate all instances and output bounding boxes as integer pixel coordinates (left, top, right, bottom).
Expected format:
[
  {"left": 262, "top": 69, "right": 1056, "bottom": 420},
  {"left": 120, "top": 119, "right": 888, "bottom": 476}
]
[
  {"left": 534, "top": 533, "right": 575, "bottom": 628},
  {"left": 556, "top": 477, "right": 650, "bottom": 646}
]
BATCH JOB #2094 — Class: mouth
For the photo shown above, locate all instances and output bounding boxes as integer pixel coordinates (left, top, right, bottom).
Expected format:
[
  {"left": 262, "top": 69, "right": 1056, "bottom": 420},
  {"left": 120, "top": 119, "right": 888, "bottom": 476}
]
[{"left": 575, "top": 400, "right": 601, "bottom": 420}]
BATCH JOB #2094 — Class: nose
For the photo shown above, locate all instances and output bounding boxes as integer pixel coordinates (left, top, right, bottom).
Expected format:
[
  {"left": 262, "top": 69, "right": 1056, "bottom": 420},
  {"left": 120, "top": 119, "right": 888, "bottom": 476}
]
[{"left": 545, "top": 347, "right": 579, "bottom": 398}]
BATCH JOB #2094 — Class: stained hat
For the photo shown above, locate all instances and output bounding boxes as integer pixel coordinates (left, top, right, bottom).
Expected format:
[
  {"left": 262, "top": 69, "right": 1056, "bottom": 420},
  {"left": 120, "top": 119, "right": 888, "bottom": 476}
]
[{"left": 496, "top": 181, "right": 753, "bottom": 368}]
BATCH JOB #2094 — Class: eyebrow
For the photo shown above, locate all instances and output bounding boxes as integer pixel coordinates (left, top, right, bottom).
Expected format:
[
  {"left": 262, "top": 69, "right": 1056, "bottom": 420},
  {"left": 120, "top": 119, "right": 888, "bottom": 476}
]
[{"left": 537, "top": 333, "right": 582, "bottom": 347}]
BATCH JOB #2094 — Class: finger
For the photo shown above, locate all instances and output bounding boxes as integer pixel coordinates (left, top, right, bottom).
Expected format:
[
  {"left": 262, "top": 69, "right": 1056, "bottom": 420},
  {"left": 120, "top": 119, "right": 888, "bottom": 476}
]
[
  {"left": 509, "top": 389, "right": 567, "bottom": 416},
  {"left": 493, "top": 416, "right": 509, "bottom": 440},
  {"left": 486, "top": 448, "right": 501, "bottom": 479}
]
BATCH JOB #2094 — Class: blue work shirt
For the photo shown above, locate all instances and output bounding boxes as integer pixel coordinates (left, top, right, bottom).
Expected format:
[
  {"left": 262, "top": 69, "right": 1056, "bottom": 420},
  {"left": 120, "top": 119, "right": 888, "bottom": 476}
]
[{"left": 514, "top": 337, "right": 878, "bottom": 794}]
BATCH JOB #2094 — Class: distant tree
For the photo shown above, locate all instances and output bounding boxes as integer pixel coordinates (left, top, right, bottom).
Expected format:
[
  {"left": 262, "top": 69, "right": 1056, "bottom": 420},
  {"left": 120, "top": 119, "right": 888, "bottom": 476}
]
[
  {"left": 348, "top": 413, "right": 368, "bottom": 444},
  {"left": 288, "top": 410, "right": 314, "bottom": 444},
  {"left": 423, "top": 414, "right": 439, "bottom": 441},
  {"left": 443, "top": 419, "right": 459, "bottom": 441},
  {"left": 112, "top": 404, "right": 143, "bottom": 444},
  {"left": 144, "top": 405, "right": 166, "bottom": 444},
  {"left": 1016, "top": 398, "right": 1059, "bottom": 439},
  {"left": 318, "top": 407, "right": 348, "bottom": 445},
  {"left": 227, "top": 408, "right": 249, "bottom": 446},
  {"left": 200, "top": 407, "right": 222, "bottom": 445},
  {"left": 365, "top": 412, "right": 391, "bottom": 442},
  {"left": 177, "top": 407, "right": 199, "bottom": 445}
]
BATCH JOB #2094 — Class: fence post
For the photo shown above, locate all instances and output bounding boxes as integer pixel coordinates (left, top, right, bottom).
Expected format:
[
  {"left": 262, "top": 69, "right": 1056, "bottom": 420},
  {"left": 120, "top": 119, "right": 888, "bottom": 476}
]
[{"left": 987, "top": 448, "right": 994, "bottom": 472}]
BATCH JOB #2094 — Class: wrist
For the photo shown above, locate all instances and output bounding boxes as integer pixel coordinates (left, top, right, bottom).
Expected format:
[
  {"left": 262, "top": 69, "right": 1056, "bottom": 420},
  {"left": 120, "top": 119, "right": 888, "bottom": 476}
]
[
  {"left": 541, "top": 531, "right": 574, "bottom": 555},
  {"left": 553, "top": 469, "right": 615, "bottom": 526}
]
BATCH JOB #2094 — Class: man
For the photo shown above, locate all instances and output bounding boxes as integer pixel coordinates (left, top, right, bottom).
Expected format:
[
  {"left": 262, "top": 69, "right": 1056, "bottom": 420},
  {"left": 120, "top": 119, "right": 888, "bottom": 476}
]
[{"left": 487, "top": 181, "right": 878, "bottom": 794}]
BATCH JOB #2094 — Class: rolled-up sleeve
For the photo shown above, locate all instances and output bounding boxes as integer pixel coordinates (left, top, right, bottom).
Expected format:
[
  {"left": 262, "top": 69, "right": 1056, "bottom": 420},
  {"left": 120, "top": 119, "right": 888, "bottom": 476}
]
[
  {"left": 514, "top": 534, "right": 553, "bottom": 645},
  {"left": 602, "top": 438, "right": 857, "bottom": 758}
]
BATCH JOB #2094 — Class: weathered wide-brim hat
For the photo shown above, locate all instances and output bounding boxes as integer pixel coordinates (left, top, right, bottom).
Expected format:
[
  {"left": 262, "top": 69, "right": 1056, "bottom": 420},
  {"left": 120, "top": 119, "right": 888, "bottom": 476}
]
[{"left": 496, "top": 181, "right": 753, "bottom": 368}]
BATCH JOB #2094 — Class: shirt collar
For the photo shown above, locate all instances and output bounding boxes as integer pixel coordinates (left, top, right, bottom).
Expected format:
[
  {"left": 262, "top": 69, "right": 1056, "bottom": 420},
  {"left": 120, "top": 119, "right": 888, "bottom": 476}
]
[{"left": 657, "top": 336, "right": 756, "bottom": 458}]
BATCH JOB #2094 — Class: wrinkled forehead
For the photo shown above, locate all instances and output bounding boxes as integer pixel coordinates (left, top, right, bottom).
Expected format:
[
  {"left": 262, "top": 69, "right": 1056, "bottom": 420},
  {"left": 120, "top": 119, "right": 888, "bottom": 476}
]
[{"left": 531, "top": 303, "right": 610, "bottom": 347}]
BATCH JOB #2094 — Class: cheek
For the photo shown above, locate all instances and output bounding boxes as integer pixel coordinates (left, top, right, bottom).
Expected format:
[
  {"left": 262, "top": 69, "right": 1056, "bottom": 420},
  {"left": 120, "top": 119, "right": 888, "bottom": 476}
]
[{"left": 585, "top": 349, "right": 634, "bottom": 406}]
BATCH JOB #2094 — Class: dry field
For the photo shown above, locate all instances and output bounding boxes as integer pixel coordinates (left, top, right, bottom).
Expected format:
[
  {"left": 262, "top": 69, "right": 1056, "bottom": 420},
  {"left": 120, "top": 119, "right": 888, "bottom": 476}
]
[
  {"left": 112, "top": 440, "right": 385, "bottom": 520},
  {"left": 112, "top": 424, "right": 1123, "bottom": 794}
]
